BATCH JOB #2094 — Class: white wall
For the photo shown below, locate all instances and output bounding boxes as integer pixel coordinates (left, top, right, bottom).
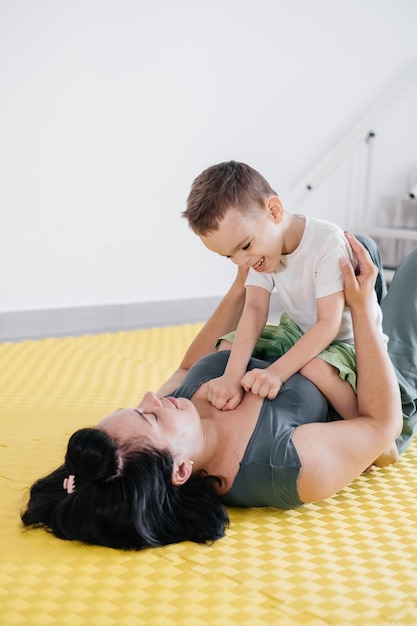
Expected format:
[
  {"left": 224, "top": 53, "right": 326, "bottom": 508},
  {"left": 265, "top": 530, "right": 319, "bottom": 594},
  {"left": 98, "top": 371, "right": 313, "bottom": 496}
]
[{"left": 1, "top": 0, "right": 417, "bottom": 314}]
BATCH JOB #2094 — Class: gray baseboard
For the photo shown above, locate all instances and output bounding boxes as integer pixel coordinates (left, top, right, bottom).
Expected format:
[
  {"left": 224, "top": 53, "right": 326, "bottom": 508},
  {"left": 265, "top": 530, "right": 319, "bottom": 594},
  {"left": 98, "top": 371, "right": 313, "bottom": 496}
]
[{"left": 0, "top": 296, "right": 224, "bottom": 342}]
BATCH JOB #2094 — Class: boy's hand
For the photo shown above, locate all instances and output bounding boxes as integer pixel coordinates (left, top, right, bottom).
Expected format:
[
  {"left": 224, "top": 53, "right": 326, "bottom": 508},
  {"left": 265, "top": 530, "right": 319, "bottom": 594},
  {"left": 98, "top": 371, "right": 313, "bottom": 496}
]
[
  {"left": 241, "top": 368, "right": 283, "bottom": 400},
  {"left": 206, "top": 374, "right": 244, "bottom": 410}
]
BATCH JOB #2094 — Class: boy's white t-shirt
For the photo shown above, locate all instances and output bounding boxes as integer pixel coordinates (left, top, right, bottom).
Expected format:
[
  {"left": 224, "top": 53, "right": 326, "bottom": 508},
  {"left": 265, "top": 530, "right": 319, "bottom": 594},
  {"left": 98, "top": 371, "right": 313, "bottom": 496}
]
[{"left": 245, "top": 216, "right": 387, "bottom": 344}]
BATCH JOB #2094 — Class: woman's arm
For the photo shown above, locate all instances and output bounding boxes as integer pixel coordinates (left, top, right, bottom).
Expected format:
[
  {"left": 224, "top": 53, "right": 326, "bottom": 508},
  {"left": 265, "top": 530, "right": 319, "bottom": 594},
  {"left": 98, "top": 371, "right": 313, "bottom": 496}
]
[
  {"left": 293, "top": 233, "right": 402, "bottom": 503},
  {"left": 156, "top": 267, "right": 248, "bottom": 396},
  {"left": 205, "top": 285, "right": 270, "bottom": 410}
]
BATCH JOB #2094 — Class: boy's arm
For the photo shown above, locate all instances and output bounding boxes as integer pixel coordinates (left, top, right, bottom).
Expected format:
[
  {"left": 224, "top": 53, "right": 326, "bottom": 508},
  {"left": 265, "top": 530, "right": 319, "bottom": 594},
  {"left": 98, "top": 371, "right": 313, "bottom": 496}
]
[
  {"left": 223, "top": 286, "right": 270, "bottom": 379},
  {"left": 156, "top": 267, "right": 247, "bottom": 397},
  {"left": 242, "top": 290, "right": 345, "bottom": 398},
  {"left": 206, "top": 286, "right": 270, "bottom": 409}
]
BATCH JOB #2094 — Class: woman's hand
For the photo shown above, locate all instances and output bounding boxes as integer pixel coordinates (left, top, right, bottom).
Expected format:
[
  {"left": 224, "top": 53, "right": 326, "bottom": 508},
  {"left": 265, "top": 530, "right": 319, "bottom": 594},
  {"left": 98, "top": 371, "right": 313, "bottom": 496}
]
[{"left": 340, "top": 232, "right": 378, "bottom": 309}]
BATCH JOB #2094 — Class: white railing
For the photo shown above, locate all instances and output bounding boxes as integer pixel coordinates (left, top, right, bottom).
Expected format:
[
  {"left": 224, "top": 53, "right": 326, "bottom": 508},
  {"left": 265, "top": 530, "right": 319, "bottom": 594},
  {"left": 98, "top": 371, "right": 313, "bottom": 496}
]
[
  {"left": 292, "top": 62, "right": 417, "bottom": 193},
  {"left": 290, "top": 61, "right": 417, "bottom": 245}
]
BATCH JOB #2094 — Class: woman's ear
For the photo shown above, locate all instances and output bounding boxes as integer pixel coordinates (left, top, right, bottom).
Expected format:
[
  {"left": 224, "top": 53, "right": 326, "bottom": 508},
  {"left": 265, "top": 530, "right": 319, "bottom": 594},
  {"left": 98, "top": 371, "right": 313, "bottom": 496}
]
[
  {"left": 171, "top": 459, "right": 193, "bottom": 486},
  {"left": 266, "top": 196, "right": 284, "bottom": 224}
]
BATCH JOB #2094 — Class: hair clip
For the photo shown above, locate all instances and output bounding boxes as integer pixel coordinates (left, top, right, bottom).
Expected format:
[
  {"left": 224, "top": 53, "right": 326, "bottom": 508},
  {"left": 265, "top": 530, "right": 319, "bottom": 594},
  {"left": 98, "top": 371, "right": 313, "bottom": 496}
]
[{"left": 63, "top": 474, "right": 76, "bottom": 494}]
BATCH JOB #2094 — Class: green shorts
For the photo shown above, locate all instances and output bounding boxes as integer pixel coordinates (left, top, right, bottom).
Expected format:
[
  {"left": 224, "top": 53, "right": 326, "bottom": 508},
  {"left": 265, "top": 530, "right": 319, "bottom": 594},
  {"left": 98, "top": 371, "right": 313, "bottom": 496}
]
[{"left": 217, "top": 313, "right": 357, "bottom": 391}]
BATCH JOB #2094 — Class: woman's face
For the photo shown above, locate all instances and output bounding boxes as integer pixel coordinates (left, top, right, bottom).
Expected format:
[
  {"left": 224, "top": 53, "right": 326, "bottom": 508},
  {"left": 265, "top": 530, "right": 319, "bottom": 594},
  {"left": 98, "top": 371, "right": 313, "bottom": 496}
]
[{"left": 97, "top": 392, "right": 202, "bottom": 459}]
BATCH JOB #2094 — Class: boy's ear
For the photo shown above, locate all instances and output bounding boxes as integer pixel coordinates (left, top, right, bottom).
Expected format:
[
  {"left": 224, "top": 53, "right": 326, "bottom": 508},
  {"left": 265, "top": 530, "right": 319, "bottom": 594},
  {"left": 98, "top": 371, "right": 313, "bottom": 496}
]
[
  {"left": 266, "top": 196, "right": 284, "bottom": 224},
  {"left": 171, "top": 459, "right": 193, "bottom": 486}
]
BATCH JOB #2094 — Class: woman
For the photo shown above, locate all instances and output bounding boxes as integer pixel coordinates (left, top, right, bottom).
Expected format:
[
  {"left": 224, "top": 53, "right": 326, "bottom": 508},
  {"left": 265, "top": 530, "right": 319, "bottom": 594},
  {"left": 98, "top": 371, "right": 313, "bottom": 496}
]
[{"left": 21, "top": 234, "right": 415, "bottom": 550}]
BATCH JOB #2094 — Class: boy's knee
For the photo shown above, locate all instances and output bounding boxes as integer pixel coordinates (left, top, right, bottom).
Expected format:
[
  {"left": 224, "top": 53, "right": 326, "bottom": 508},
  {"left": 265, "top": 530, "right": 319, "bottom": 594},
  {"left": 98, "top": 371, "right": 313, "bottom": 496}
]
[
  {"left": 300, "top": 358, "right": 318, "bottom": 377},
  {"left": 300, "top": 358, "right": 331, "bottom": 383}
]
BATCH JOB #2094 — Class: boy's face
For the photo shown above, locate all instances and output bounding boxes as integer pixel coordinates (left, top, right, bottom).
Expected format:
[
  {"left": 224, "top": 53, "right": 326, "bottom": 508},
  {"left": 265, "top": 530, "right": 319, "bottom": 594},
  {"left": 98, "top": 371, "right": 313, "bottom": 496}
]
[{"left": 200, "top": 200, "right": 284, "bottom": 274}]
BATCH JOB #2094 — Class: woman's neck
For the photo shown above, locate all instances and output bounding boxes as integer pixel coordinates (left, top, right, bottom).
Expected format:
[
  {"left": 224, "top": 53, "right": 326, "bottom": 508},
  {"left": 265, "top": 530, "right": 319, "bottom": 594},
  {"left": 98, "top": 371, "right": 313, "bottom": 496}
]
[{"left": 191, "top": 389, "right": 263, "bottom": 494}]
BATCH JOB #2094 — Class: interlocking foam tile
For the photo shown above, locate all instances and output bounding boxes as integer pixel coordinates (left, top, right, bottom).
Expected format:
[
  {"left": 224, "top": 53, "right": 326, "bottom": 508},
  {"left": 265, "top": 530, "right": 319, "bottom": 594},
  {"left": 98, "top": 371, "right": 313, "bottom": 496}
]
[{"left": 1, "top": 325, "right": 417, "bottom": 625}]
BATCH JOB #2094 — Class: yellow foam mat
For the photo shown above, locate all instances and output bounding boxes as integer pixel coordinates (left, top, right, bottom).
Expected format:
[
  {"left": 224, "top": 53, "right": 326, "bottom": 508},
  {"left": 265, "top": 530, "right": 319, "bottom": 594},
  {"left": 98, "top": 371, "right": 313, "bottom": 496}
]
[{"left": 1, "top": 325, "right": 417, "bottom": 625}]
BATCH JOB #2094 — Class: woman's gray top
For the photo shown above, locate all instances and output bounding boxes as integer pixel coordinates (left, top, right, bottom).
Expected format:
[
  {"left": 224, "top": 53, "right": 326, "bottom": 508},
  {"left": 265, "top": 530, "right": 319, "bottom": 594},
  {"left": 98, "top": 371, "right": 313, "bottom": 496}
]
[{"left": 172, "top": 351, "right": 335, "bottom": 509}]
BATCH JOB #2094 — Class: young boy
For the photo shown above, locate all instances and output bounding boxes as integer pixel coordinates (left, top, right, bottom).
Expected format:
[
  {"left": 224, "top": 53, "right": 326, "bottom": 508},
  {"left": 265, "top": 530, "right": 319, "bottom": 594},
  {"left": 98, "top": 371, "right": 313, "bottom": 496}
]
[{"left": 183, "top": 160, "right": 398, "bottom": 467}]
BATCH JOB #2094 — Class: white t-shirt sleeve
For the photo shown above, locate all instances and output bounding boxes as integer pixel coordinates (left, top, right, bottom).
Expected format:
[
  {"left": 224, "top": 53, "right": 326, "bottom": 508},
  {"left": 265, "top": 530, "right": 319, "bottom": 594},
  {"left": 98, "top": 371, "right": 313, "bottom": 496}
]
[
  {"left": 313, "top": 235, "right": 353, "bottom": 299},
  {"left": 245, "top": 268, "right": 275, "bottom": 293}
]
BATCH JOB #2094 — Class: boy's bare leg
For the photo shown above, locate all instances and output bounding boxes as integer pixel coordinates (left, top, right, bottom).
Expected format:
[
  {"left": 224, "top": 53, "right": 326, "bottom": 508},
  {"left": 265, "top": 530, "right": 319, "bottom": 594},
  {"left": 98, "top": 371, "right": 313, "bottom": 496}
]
[
  {"left": 300, "top": 358, "right": 358, "bottom": 419},
  {"left": 300, "top": 357, "right": 398, "bottom": 467}
]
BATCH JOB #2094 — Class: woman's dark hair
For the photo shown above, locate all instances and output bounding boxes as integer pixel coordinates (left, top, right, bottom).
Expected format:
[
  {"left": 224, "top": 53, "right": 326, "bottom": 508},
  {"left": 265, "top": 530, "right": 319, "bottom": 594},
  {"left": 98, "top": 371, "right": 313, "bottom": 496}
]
[{"left": 21, "top": 428, "right": 229, "bottom": 550}]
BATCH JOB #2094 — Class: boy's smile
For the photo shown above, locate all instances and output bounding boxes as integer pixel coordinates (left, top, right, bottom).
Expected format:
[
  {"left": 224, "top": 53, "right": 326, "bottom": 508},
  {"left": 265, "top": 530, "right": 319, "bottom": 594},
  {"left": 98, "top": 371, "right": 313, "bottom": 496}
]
[
  {"left": 200, "top": 204, "right": 284, "bottom": 273},
  {"left": 253, "top": 257, "right": 266, "bottom": 272}
]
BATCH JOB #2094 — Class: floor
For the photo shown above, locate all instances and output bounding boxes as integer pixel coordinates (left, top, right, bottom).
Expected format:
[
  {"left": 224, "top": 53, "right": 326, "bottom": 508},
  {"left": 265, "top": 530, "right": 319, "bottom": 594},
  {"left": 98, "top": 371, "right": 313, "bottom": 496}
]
[{"left": 1, "top": 323, "right": 417, "bottom": 625}]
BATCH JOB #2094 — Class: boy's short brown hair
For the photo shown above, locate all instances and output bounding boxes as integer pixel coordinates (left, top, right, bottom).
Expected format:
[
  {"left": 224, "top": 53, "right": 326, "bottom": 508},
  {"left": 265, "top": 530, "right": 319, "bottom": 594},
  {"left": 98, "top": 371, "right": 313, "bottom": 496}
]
[{"left": 183, "top": 161, "right": 277, "bottom": 235}]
